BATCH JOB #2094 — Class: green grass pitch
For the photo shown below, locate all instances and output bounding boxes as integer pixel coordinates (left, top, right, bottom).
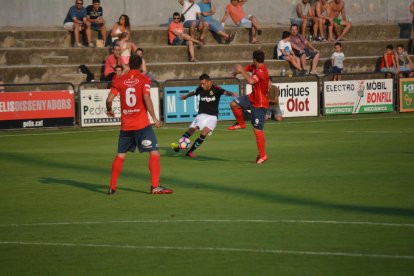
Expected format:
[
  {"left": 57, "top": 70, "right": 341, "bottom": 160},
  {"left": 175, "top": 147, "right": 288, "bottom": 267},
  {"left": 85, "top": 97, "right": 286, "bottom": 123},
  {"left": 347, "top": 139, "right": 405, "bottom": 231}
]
[{"left": 1, "top": 113, "right": 414, "bottom": 275}]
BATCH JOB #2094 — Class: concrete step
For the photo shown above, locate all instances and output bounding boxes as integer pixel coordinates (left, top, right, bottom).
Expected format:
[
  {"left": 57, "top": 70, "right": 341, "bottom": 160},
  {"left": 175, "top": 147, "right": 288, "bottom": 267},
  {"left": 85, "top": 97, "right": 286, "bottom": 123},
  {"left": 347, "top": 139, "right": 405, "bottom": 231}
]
[
  {"left": 0, "top": 24, "right": 404, "bottom": 48},
  {"left": 15, "top": 38, "right": 55, "bottom": 48},
  {"left": 0, "top": 39, "right": 408, "bottom": 65},
  {"left": 0, "top": 56, "right": 395, "bottom": 84}
]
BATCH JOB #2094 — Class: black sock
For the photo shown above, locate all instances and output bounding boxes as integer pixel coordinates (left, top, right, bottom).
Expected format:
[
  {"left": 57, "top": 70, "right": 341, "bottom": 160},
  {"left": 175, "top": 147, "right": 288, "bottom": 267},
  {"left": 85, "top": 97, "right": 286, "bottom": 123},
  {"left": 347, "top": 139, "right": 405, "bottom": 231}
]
[{"left": 188, "top": 134, "right": 206, "bottom": 153}]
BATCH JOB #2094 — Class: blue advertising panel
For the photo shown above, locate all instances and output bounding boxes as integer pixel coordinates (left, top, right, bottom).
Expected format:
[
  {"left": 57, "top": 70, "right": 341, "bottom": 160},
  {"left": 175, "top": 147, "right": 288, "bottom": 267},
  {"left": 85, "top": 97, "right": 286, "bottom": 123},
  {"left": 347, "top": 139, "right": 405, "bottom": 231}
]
[{"left": 164, "top": 85, "right": 239, "bottom": 123}]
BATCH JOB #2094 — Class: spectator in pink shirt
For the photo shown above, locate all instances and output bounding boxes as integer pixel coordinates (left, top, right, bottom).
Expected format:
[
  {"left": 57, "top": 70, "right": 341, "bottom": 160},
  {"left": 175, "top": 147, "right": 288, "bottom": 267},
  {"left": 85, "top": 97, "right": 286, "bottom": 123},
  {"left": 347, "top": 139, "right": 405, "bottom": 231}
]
[
  {"left": 102, "top": 43, "right": 121, "bottom": 81},
  {"left": 220, "top": 0, "right": 262, "bottom": 44}
]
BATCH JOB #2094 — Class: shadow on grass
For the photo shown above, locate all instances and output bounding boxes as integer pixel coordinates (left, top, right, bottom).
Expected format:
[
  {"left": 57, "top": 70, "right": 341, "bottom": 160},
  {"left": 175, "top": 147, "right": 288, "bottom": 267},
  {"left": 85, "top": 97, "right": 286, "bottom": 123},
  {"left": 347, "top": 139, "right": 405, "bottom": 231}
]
[
  {"left": 39, "top": 177, "right": 147, "bottom": 195},
  {"left": 3, "top": 152, "right": 414, "bottom": 218}
]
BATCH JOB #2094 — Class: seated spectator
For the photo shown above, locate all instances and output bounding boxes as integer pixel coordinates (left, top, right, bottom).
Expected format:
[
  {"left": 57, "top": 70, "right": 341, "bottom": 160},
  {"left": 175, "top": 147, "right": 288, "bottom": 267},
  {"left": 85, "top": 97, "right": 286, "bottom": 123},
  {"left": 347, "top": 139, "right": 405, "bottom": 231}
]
[
  {"left": 220, "top": 0, "right": 262, "bottom": 44},
  {"left": 380, "top": 45, "right": 397, "bottom": 78},
  {"left": 85, "top": 0, "right": 107, "bottom": 47},
  {"left": 63, "top": 0, "right": 89, "bottom": 47},
  {"left": 276, "top": 31, "right": 304, "bottom": 75},
  {"left": 118, "top": 32, "right": 138, "bottom": 69},
  {"left": 198, "top": 0, "right": 235, "bottom": 44},
  {"left": 290, "top": 24, "right": 321, "bottom": 74},
  {"left": 102, "top": 43, "right": 121, "bottom": 81},
  {"left": 267, "top": 80, "right": 283, "bottom": 121},
  {"left": 135, "top": 48, "right": 156, "bottom": 80},
  {"left": 395, "top": 44, "right": 413, "bottom": 77},
  {"left": 168, "top": 12, "right": 203, "bottom": 62},
  {"left": 291, "top": 0, "right": 319, "bottom": 40},
  {"left": 331, "top": 42, "right": 345, "bottom": 81},
  {"left": 330, "top": 0, "right": 352, "bottom": 41},
  {"left": 315, "top": 0, "right": 334, "bottom": 42},
  {"left": 110, "top": 14, "right": 131, "bottom": 44},
  {"left": 178, "top": 0, "right": 209, "bottom": 44}
]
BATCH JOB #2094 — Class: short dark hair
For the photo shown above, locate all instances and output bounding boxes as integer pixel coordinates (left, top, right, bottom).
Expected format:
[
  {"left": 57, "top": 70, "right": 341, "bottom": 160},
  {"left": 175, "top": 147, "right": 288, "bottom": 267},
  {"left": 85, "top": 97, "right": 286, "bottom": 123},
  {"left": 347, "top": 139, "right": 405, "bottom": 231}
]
[
  {"left": 334, "top": 42, "right": 342, "bottom": 47},
  {"left": 386, "top": 44, "right": 394, "bottom": 50},
  {"left": 282, "top": 31, "right": 291, "bottom": 39},
  {"left": 396, "top": 44, "right": 404, "bottom": 49},
  {"left": 290, "top": 24, "right": 299, "bottom": 30},
  {"left": 199, "top": 74, "right": 211, "bottom": 81},
  {"left": 253, "top": 50, "right": 265, "bottom": 63},
  {"left": 129, "top": 55, "right": 143, "bottom": 69},
  {"left": 173, "top": 12, "right": 180, "bottom": 17},
  {"left": 93, "top": 0, "right": 100, "bottom": 3}
]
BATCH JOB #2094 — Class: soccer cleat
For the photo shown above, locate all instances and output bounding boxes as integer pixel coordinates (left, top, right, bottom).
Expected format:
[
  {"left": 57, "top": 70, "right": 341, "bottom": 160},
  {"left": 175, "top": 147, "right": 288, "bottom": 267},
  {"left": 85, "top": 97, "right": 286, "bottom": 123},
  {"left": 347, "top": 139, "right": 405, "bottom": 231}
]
[
  {"left": 186, "top": 151, "right": 197, "bottom": 158},
  {"left": 227, "top": 123, "right": 246, "bottom": 130},
  {"left": 256, "top": 155, "right": 268, "bottom": 164},
  {"left": 151, "top": 186, "right": 173, "bottom": 194},
  {"left": 107, "top": 188, "right": 117, "bottom": 195},
  {"left": 171, "top": 142, "right": 180, "bottom": 152}
]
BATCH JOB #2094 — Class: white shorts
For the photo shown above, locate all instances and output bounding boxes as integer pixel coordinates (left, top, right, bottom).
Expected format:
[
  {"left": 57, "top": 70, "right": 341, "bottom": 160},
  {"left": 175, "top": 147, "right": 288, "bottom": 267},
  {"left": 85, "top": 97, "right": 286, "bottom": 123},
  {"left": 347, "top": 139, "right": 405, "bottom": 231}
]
[
  {"left": 189, "top": 114, "right": 217, "bottom": 133},
  {"left": 63, "top": 22, "right": 74, "bottom": 31},
  {"left": 237, "top": 16, "right": 252, "bottom": 28}
]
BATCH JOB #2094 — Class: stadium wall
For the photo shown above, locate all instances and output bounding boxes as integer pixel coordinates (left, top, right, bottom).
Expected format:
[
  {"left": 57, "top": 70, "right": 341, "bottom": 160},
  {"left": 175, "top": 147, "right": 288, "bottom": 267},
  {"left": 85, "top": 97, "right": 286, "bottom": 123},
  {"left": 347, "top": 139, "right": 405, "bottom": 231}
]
[{"left": 0, "top": 0, "right": 411, "bottom": 28}]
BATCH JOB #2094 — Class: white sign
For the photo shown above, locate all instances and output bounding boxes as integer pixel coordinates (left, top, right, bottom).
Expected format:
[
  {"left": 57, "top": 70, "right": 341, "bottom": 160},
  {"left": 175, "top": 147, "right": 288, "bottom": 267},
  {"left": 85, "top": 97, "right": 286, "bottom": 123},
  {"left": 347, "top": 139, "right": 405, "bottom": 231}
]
[
  {"left": 80, "top": 88, "right": 160, "bottom": 127},
  {"left": 246, "top": 81, "right": 319, "bottom": 117}
]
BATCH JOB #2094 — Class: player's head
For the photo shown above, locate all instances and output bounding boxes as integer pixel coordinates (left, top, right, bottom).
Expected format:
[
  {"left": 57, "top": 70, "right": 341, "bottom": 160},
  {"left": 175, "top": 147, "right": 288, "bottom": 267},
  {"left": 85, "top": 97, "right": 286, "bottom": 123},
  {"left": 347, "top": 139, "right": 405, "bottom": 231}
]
[
  {"left": 199, "top": 73, "right": 212, "bottom": 90},
  {"left": 129, "top": 55, "right": 143, "bottom": 70},
  {"left": 253, "top": 50, "right": 265, "bottom": 64}
]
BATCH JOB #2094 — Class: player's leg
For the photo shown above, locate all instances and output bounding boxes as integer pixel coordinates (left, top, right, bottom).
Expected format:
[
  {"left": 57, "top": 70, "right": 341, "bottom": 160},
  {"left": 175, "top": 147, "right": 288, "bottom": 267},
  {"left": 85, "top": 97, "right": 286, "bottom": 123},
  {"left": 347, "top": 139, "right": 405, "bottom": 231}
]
[
  {"left": 186, "top": 114, "right": 216, "bottom": 157},
  {"left": 251, "top": 107, "right": 267, "bottom": 164},
  {"left": 228, "top": 95, "right": 248, "bottom": 130},
  {"left": 171, "top": 127, "right": 197, "bottom": 152}
]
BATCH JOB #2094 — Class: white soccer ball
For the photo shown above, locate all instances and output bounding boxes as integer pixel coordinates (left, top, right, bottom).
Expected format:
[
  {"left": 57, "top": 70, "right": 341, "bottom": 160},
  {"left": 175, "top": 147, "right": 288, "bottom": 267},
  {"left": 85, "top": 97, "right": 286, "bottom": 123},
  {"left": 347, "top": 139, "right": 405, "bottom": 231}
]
[{"left": 178, "top": 137, "right": 191, "bottom": 150}]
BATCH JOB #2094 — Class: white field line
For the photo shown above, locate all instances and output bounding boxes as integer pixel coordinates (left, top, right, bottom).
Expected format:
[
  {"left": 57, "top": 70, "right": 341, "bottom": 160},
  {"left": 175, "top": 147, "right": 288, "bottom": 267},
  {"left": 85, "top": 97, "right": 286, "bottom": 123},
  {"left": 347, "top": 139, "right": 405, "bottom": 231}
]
[
  {"left": 0, "top": 114, "right": 414, "bottom": 138},
  {"left": 0, "top": 241, "right": 413, "bottom": 260},
  {"left": 1, "top": 219, "right": 413, "bottom": 228}
]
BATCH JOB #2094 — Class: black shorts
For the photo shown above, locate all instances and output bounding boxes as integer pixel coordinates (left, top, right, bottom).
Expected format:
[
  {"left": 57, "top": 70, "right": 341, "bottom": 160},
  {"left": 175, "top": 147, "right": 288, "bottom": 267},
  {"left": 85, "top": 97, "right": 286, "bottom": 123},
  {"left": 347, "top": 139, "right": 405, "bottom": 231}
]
[
  {"left": 117, "top": 125, "right": 158, "bottom": 153},
  {"left": 294, "top": 48, "right": 316, "bottom": 60}
]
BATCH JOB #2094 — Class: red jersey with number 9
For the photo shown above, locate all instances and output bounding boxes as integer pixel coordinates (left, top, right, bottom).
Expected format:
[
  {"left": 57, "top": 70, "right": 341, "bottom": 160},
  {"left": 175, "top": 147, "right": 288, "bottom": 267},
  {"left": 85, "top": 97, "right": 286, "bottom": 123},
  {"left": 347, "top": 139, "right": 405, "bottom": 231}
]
[{"left": 110, "top": 70, "right": 151, "bottom": 131}]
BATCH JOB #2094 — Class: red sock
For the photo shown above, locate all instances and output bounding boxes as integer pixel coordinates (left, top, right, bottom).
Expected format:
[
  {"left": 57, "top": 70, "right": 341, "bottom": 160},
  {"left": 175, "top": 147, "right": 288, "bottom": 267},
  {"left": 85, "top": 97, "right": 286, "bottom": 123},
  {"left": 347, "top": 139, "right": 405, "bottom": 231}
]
[
  {"left": 254, "top": 129, "right": 266, "bottom": 157},
  {"left": 149, "top": 153, "right": 160, "bottom": 188},
  {"left": 110, "top": 156, "right": 124, "bottom": 190},
  {"left": 231, "top": 106, "right": 245, "bottom": 126}
]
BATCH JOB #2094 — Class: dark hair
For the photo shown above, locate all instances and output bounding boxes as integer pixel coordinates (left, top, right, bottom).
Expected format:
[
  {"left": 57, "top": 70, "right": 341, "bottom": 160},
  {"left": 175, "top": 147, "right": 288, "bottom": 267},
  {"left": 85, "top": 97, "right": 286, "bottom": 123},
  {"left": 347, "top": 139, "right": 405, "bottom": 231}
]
[
  {"left": 396, "top": 44, "right": 404, "bottom": 49},
  {"left": 282, "top": 31, "right": 291, "bottom": 39},
  {"left": 173, "top": 12, "right": 180, "bottom": 17},
  {"left": 136, "top": 48, "right": 144, "bottom": 53},
  {"left": 334, "top": 42, "right": 342, "bottom": 47},
  {"left": 199, "top": 74, "right": 211, "bottom": 81},
  {"left": 290, "top": 24, "right": 299, "bottom": 30},
  {"left": 129, "top": 55, "right": 143, "bottom": 69},
  {"left": 386, "top": 44, "right": 394, "bottom": 50},
  {"left": 92, "top": 0, "right": 100, "bottom": 3},
  {"left": 119, "top": 14, "right": 130, "bottom": 29},
  {"left": 253, "top": 50, "right": 265, "bottom": 63}
]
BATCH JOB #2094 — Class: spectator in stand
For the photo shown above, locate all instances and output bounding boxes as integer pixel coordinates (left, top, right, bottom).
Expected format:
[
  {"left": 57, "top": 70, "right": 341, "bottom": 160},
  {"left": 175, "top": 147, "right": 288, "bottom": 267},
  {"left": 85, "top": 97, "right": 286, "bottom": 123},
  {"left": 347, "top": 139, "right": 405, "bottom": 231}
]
[
  {"left": 395, "top": 44, "right": 413, "bottom": 77},
  {"left": 290, "top": 24, "right": 321, "bottom": 75},
  {"left": 220, "top": 0, "right": 262, "bottom": 44},
  {"left": 178, "top": 0, "right": 209, "bottom": 44},
  {"left": 102, "top": 43, "right": 121, "bottom": 81},
  {"left": 198, "top": 0, "right": 236, "bottom": 44},
  {"left": 267, "top": 80, "right": 283, "bottom": 122},
  {"left": 315, "top": 0, "right": 334, "bottom": 42},
  {"left": 276, "top": 31, "right": 304, "bottom": 75},
  {"left": 331, "top": 42, "right": 345, "bottom": 81},
  {"left": 85, "top": 0, "right": 107, "bottom": 47},
  {"left": 410, "top": 1, "right": 414, "bottom": 26},
  {"left": 110, "top": 14, "right": 131, "bottom": 44},
  {"left": 291, "top": 0, "right": 320, "bottom": 41},
  {"left": 135, "top": 48, "right": 156, "bottom": 80},
  {"left": 380, "top": 45, "right": 397, "bottom": 78},
  {"left": 330, "top": 0, "right": 352, "bottom": 41},
  {"left": 113, "top": 65, "right": 124, "bottom": 80},
  {"left": 63, "top": 0, "right": 89, "bottom": 47},
  {"left": 118, "top": 32, "right": 138, "bottom": 69},
  {"left": 168, "top": 12, "right": 203, "bottom": 62},
  {"left": 0, "top": 76, "right": 5, "bottom": 92}
]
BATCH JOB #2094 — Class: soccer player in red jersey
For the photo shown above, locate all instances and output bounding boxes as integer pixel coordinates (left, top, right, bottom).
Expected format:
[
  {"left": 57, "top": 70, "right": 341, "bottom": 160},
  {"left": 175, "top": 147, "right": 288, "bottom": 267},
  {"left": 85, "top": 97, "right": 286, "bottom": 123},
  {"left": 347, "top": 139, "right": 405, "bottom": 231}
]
[
  {"left": 228, "top": 50, "right": 269, "bottom": 164},
  {"left": 105, "top": 55, "right": 173, "bottom": 195}
]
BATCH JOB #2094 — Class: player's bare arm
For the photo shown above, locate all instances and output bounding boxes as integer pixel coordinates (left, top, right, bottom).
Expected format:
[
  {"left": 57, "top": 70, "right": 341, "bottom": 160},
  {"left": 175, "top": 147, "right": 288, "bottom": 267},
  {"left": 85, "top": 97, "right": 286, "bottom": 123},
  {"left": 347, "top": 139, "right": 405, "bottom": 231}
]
[
  {"left": 180, "top": 90, "right": 196, "bottom": 100},
  {"left": 234, "top": 64, "right": 255, "bottom": 85},
  {"left": 106, "top": 93, "right": 116, "bottom": 117},
  {"left": 143, "top": 94, "right": 160, "bottom": 128}
]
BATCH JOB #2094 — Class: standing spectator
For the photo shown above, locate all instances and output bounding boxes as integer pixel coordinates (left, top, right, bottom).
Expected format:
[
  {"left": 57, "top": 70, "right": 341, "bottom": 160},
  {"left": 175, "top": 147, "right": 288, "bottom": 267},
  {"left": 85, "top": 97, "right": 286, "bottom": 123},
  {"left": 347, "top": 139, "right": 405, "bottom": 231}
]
[
  {"left": 118, "top": 32, "right": 138, "bottom": 69},
  {"left": 291, "top": 0, "right": 320, "bottom": 40},
  {"left": 198, "top": 0, "right": 236, "bottom": 44},
  {"left": 221, "top": 0, "right": 262, "bottom": 44},
  {"left": 315, "top": 0, "right": 334, "bottom": 42},
  {"left": 102, "top": 43, "right": 121, "bottom": 81},
  {"left": 395, "top": 44, "right": 413, "bottom": 77},
  {"left": 330, "top": 0, "right": 352, "bottom": 41},
  {"left": 171, "top": 74, "right": 237, "bottom": 158},
  {"left": 276, "top": 31, "right": 304, "bottom": 75},
  {"left": 380, "top": 45, "right": 397, "bottom": 78},
  {"left": 168, "top": 12, "right": 203, "bottom": 62},
  {"left": 178, "top": 0, "right": 209, "bottom": 44},
  {"left": 0, "top": 76, "right": 5, "bottom": 92},
  {"left": 290, "top": 24, "right": 321, "bottom": 74},
  {"left": 110, "top": 14, "right": 131, "bottom": 44},
  {"left": 105, "top": 55, "right": 173, "bottom": 195},
  {"left": 85, "top": 0, "right": 107, "bottom": 47},
  {"left": 63, "top": 0, "right": 88, "bottom": 47},
  {"left": 267, "top": 80, "right": 283, "bottom": 122},
  {"left": 227, "top": 50, "right": 269, "bottom": 164},
  {"left": 331, "top": 42, "right": 345, "bottom": 81}
]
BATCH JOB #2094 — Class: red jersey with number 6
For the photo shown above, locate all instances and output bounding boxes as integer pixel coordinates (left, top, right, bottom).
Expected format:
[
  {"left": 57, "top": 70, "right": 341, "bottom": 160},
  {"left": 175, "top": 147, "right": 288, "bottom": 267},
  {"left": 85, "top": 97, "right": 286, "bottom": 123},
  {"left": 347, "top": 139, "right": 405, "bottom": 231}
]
[
  {"left": 110, "top": 70, "right": 151, "bottom": 131},
  {"left": 245, "top": 64, "right": 270, "bottom": 109}
]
